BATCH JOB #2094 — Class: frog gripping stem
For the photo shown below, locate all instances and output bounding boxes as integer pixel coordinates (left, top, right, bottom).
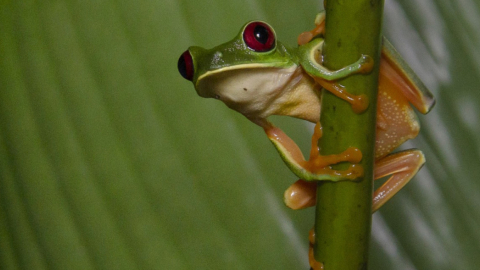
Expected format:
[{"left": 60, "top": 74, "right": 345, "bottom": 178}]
[
  {"left": 263, "top": 122, "right": 364, "bottom": 183},
  {"left": 176, "top": 2, "right": 432, "bottom": 268},
  {"left": 311, "top": 0, "right": 385, "bottom": 269}
]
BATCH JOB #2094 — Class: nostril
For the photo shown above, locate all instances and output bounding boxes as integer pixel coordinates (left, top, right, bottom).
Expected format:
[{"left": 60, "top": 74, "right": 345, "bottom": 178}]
[{"left": 178, "top": 50, "right": 194, "bottom": 81}]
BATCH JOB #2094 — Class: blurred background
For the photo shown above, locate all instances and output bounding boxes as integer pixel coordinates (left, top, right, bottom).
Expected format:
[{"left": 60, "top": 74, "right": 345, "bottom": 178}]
[{"left": 1, "top": 0, "right": 479, "bottom": 269}]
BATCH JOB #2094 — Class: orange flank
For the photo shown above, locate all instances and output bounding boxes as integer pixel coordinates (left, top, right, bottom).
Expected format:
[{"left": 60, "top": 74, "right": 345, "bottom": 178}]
[{"left": 375, "top": 61, "right": 420, "bottom": 159}]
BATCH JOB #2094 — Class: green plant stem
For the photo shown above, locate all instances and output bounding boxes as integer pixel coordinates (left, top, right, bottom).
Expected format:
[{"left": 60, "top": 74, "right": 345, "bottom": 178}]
[{"left": 314, "top": 1, "right": 384, "bottom": 269}]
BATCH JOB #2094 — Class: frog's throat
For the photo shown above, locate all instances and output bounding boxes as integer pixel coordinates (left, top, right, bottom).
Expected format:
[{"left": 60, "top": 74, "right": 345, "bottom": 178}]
[{"left": 196, "top": 65, "right": 323, "bottom": 123}]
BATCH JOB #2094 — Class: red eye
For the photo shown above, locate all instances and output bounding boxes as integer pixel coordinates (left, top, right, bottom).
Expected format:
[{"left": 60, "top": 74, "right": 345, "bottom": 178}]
[
  {"left": 178, "top": 50, "right": 194, "bottom": 81},
  {"left": 243, "top": 22, "right": 275, "bottom": 52}
]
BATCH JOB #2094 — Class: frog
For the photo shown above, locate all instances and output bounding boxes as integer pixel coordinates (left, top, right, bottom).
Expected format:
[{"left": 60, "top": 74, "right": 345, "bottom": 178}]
[{"left": 178, "top": 11, "right": 434, "bottom": 269}]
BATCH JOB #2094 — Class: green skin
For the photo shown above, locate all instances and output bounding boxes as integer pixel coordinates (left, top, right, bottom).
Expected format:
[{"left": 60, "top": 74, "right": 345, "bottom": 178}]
[
  {"left": 180, "top": 14, "right": 437, "bottom": 269},
  {"left": 185, "top": 20, "right": 374, "bottom": 182},
  {"left": 181, "top": 16, "right": 435, "bottom": 268},
  {"left": 188, "top": 24, "right": 371, "bottom": 90}
]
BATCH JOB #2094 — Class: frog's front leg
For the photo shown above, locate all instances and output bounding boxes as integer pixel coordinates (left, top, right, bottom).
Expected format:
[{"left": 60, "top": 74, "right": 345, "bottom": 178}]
[
  {"left": 314, "top": 77, "right": 370, "bottom": 114},
  {"left": 299, "top": 39, "right": 373, "bottom": 113},
  {"left": 254, "top": 119, "right": 364, "bottom": 182},
  {"left": 299, "top": 39, "right": 374, "bottom": 82}
]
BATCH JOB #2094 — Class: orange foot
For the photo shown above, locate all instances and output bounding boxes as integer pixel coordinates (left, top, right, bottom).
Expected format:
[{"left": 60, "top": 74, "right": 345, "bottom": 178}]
[
  {"left": 298, "top": 12, "right": 326, "bottom": 45},
  {"left": 309, "top": 229, "right": 324, "bottom": 270}
]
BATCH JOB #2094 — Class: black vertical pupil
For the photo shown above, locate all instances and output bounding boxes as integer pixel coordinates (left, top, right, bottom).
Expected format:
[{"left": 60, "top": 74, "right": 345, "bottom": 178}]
[
  {"left": 178, "top": 55, "right": 187, "bottom": 79},
  {"left": 254, "top": 25, "right": 269, "bottom": 44}
]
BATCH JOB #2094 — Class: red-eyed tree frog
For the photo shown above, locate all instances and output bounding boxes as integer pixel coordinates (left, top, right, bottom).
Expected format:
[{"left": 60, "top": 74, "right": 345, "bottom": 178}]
[{"left": 178, "top": 11, "right": 434, "bottom": 269}]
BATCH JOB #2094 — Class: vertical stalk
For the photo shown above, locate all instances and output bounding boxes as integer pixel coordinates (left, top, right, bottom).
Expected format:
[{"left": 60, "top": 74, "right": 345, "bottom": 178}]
[{"left": 314, "top": 1, "right": 384, "bottom": 269}]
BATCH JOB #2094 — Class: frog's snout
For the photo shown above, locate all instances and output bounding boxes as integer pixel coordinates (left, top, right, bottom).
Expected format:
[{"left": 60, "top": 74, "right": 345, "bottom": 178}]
[{"left": 178, "top": 50, "right": 194, "bottom": 81}]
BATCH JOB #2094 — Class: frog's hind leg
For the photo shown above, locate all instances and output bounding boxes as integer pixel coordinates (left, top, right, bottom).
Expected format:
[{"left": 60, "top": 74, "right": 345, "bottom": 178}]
[
  {"left": 380, "top": 38, "right": 435, "bottom": 114},
  {"left": 260, "top": 120, "right": 364, "bottom": 183},
  {"left": 284, "top": 179, "right": 317, "bottom": 210},
  {"left": 307, "top": 228, "right": 324, "bottom": 270},
  {"left": 372, "top": 149, "right": 425, "bottom": 212},
  {"left": 300, "top": 167, "right": 424, "bottom": 269},
  {"left": 283, "top": 150, "right": 425, "bottom": 211}
]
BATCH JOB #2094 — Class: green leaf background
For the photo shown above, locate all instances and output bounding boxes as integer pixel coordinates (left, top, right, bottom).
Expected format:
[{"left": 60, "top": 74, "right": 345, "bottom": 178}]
[{"left": 1, "top": 0, "right": 479, "bottom": 269}]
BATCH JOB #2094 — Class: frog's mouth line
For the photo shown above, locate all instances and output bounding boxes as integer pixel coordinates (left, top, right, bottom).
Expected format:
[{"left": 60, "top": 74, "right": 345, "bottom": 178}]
[{"left": 195, "top": 62, "right": 295, "bottom": 86}]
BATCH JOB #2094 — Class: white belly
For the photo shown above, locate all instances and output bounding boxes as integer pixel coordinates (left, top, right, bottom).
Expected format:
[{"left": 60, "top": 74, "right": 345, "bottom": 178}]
[{"left": 196, "top": 65, "right": 321, "bottom": 122}]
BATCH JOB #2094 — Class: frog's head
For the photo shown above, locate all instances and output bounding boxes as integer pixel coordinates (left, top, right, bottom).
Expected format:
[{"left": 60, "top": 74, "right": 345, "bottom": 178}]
[{"left": 177, "top": 21, "right": 299, "bottom": 117}]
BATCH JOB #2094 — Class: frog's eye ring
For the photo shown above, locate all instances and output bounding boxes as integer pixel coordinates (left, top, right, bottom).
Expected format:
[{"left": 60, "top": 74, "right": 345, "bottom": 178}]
[
  {"left": 243, "top": 22, "right": 275, "bottom": 52},
  {"left": 178, "top": 50, "right": 194, "bottom": 81}
]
